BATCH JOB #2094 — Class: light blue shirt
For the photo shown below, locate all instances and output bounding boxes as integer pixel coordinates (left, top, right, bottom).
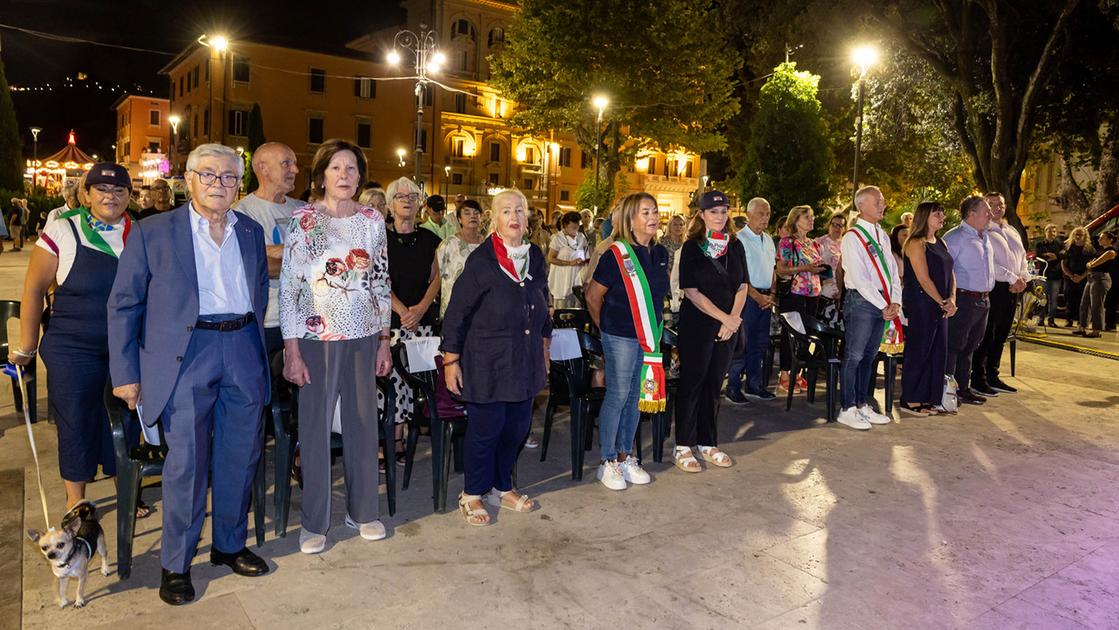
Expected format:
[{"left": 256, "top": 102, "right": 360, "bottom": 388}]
[
  {"left": 736, "top": 225, "right": 776, "bottom": 290},
  {"left": 943, "top": 221, "right": 995, "bottom": 292},
  {"left": 188, "top": 203, "right": 254, "bottom": 316}
]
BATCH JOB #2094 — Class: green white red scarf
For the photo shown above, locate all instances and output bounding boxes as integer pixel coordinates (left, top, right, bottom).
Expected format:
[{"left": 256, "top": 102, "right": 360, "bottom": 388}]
[
  {"left": 609, "top": 241, "right": 666, "bottom": 412},
  {"left": 58, "top": 207, "right": 131, "bottom": 258},
  {"left": 700, "top": 230, "right": 729, "bottom": 258},
  {"left": 850, "top": 224, "right": 904, "bottom": 353},
  {"left": 492, "top": 235, "right": 531, "bottom": 283}
]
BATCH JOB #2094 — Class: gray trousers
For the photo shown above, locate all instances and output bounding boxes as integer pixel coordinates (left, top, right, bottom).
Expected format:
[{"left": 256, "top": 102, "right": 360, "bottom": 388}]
[
  {"left": 297, "top": 336, "right": 380, "bottom": 534},
  {"left": 1079, "top": 272, "right": 1112, "bottom": 331},
  {"left": 946, "top": 293, "right": 989, "bottom": 393}
]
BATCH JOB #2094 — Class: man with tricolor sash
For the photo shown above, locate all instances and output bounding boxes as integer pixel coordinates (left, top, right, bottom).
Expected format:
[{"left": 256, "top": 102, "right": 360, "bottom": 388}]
[{"left": 838, "top": 186, "right": 902, "bottom": 430}]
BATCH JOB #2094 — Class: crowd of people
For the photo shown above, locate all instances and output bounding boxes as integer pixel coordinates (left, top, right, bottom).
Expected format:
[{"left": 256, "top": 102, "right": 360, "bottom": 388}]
[{"left": 10, "top": 138, "right": 1119, "bottom": 606}]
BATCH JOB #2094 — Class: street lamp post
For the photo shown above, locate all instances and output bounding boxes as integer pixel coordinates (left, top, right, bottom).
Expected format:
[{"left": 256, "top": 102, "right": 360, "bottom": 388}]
[
  {"left": 29, "top": 127, "right": 41, "bottom": 191},
  {"left": 168, "top": 114, "right": 181, "bottom": 174},
  {"left": 591, "top": 95, "right": 609, "bottom": 214},
  {"left": 850, "top": 44, "right": 879, "bottom": 205},
  {"left": 198, "top": 34, "right": 230, "bottom": 143},
  {"left": 444, "top": 165, "right": 451, "bottom": 196},
  {"left": 387, "top": 25, "right": 445, "bottom": 194}
]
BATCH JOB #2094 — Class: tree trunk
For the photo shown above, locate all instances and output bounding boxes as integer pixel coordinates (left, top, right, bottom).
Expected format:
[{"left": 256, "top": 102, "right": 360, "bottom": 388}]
[{"left": 1089, "top": 122, "right": 1119, "bottom": 219}]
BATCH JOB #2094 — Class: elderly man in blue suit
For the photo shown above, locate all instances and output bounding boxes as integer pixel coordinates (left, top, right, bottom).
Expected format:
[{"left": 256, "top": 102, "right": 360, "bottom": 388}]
[{"left": 108, "top": 143, "right": 270, "bottom": 606}]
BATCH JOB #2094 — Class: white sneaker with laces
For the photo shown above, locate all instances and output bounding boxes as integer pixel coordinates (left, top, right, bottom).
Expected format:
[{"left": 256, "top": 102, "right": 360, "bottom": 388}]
[
  {"left": 345, "top": 515, "right": 387, "bottom": 541},
  {"left": 837, "top": 407, "right": 871, "bottom": 430},
  {"left": 859, "top": 406, "right": 892, "bottom": 425},
  {"left": 619, "top": 457, "right": 651, "bottom": 485},
  {"left": 596, "top": 460, "right": 627, "bottom": 491},
  {"left": 299, "top": 528, "right": 326, "bottom": 554}
]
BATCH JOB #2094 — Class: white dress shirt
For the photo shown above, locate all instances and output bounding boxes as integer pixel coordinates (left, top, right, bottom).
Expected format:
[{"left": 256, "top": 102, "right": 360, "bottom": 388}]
[
  {"left": 840, "top": 217, "right": 902, "bottom": 310},
  {"left": 189, "top": 203, "right": 254, "bottom": 316},
  {"left": 987, "top": 221, "right": 1029, "bottom": 283}
]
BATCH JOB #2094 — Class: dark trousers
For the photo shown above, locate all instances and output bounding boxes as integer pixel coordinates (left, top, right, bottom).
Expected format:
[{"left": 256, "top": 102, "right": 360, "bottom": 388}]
[
  {"left": 1065, "top": 278, "right": 1085, "bottom": 323},
  {"left": 726, "top": 296, "right": 772, "bottom": 393},
  {"left": 159, "top": 325, "right": 266, "bottom": 573},
  {"left": 264, "top": 326, "right": 283, "bottom": 356},
  {"left": 947, "top": 293, "right": 989, "bottom": 393},
  {"left": 972, "top": 282, "right": 1014, "bottom": 386},
  {"left": 676, "top": 334, "right": 734, "bottom": 447},
  {"left": 462, "top": 399, "right": 532, "bottom": 496},
  {"left": 1106, "top": 272, "right": 1119, "bottom": 329},
  {"left": 779, "top": 294, "right": 820, "bottom": 371},
  {"left": 296, "top": 336, "right": 380, "bottom": 534}
]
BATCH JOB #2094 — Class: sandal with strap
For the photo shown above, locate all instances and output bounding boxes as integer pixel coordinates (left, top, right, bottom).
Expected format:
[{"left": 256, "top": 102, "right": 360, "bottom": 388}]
[
  {"left": 486, "top": 490, "right": 539, "bottom": 513},
  {"left": 673, "top": 446, "right": 702, "bottom": 473},
  {"left": 458, "top": 492, "right": 490, "bottom": 527},
  {"left": 898, "top": 402, "right": 932, "bottom": 417},
  {"left": 698, "top": 446, "right": 733, "bottom": 468}
]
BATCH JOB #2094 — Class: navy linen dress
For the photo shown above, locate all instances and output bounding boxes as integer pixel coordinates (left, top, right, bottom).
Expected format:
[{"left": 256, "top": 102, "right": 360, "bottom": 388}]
[{"left": 901, "top": 238, "right": 954, "bottom": 406}]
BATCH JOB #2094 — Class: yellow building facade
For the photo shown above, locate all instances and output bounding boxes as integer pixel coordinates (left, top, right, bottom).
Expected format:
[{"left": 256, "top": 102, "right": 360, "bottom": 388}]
[{"left": 112, "top": 95, "right": 171, "bottom": 185}]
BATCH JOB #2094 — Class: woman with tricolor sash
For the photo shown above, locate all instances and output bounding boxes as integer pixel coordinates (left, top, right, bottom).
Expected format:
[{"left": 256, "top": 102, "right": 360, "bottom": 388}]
[
  {"left": 672, "top": 190, "right": 747, "bottom": 473},
  {"left": 442, "top": 189, "right": 550, "bottom": 525},
  {"left": 585, "top": 192, "right": 670, "bottom": 491},
  {"left": 9, "top": 163, "right": 143, "bottom": 513}
]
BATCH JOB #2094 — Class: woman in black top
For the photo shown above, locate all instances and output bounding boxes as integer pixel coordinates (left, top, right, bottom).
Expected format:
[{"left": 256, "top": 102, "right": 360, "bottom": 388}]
[
  {"left": 673, "top": 191, "right": 747, "bottom": 474},
  {"left": 442, "top": 189, "right": 550, "bottom": 525},
  {"left": 382, "top": 177, "right": 442, "bottom": 447},
  {"left": 1077, "top": 230, "right": 1117, "bottom": 338},
  {"left": 1062, "top": 228, "right": 1092, "bottom": 327},
  {"left": 900, "top": 202, "right": 956, "bottom": 416}
]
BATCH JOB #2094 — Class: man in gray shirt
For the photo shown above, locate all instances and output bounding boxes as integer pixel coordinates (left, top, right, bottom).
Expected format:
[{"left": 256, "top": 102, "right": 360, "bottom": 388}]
[{"left": 234, "top": 142, "right": 303, "bottom": 354}]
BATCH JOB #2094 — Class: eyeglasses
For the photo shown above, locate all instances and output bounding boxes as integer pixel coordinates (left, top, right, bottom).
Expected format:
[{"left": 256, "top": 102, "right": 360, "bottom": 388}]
[
  {"left": 191, "top": 170, "right": 241, "bottom": 188},
  {"left": 92, "top": 184, "right": 128, "bottom": 196},
  {"left": 830, "top": 222, "right": 845, "bottom": 228},
  {"left": 393, "top": 193, "right": 420, "bottom": 202}
]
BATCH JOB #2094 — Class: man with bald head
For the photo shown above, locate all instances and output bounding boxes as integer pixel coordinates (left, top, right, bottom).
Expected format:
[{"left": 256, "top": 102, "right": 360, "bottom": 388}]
[{"left": 234, "top": 142, "right": 303, "bottom": 354}]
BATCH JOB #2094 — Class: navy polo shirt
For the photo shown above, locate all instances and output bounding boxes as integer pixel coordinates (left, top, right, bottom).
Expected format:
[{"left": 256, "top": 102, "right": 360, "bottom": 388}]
[{"left": 592, "top": 240, "right": 670, "bottom": 338}]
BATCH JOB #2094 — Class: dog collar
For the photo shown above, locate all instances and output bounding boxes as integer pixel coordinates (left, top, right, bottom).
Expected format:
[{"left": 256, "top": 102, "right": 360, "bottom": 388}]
[{"left": 56, "top": 538, "right": 91, "bottom": 569}]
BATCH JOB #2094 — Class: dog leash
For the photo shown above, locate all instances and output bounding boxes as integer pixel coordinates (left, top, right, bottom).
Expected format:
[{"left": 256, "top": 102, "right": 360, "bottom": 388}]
[{"left": 15, "top": 364, "right": 53, "bottom": 531}]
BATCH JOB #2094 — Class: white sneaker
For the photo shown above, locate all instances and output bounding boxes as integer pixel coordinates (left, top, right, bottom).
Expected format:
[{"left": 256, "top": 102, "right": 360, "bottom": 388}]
[
  {"left": 345, "top": 515, "right": 387, "bottom": 541},
  {"left": 837, "top": 407, "right": 871, "bottom": 430},
  {"left": 859, "top": 406, "right": 892, "bottom": 425},
  {"left": 596, "top": 460, "right": 627, "bottom": 491},
  {"left": 619, "top": 457, "right": 651, "bottom": 485},
  {"left": 299, "top": 528, "right": 326, "bottom": 554}
]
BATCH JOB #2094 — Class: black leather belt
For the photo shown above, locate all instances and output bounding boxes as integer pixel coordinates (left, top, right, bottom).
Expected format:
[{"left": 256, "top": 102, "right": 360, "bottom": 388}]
[
  {"left": 957, "top": 289, "right": 989, "bottom": 298},
  {"left": 195, "top": 312, "right": 255, "bottom": 332}
]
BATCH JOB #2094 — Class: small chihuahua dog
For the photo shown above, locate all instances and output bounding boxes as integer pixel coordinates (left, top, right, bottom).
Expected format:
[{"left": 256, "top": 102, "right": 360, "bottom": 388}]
[{"left": 28, "top": 501, "right": 110, "bottom": 608}]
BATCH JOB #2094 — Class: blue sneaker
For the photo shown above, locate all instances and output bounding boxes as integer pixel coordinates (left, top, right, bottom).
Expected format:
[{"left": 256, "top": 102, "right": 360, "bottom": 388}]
[{"left": 744, "top": 388, "right": 777, "bottom": 401}]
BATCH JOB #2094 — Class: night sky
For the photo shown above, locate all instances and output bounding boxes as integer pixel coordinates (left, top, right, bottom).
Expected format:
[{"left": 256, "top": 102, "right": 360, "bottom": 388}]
[{"left": 1, "top": 0, "right": 403, "bottom": 159}]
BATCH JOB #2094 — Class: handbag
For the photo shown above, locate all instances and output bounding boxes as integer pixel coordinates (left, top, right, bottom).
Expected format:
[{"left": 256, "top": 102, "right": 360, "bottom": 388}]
[{"left": 940, "top": 375, "right": 959, "bottom": 414}]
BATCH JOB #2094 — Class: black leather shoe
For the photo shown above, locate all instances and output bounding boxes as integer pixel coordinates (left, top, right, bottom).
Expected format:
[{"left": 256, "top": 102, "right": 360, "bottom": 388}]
[
  {"left": 744, "top": 388, "right": 777, "bottom": 401},
  {"left": 972, "top": 383, "right": 999, "bottom": 397},
  {"left": 724, "top": 387, "right": 751, "bottom": 405},
  {"left": 211, "top": 547, "right": 269, "bottom": 577},
  {"left": 160, "top": 569, "right": 195, "bottom": 606},
  {"left": 989, "top": 378, "right": 1017, "bottom": 393},
  {"left": 958, "top": 390, "right": 986, "bottom": 405}
]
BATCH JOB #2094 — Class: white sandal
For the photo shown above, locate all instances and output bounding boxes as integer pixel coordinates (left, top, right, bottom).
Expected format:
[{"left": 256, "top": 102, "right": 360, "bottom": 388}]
[
  {"left": 458, "top": 492, "right": 490, "bottom": 526},
  {"left": 673, "top": 446, "right": 702, "bottom": 473},
  {"left": 485, "top": 490, "right": 539, "bottom": 513},
  {"left": 698, "top": 446, "right": 733, "bottom": 468}
]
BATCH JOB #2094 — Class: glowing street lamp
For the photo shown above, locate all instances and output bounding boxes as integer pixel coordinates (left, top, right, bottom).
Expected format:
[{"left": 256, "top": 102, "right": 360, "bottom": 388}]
[
  {"left": 396, "top": 147, "right": 407, "bottom": 168},
  {"left": 388, "top": 24, "right": 444, "bottom": 191},
  {"left": 850, "top": 43, "right": 879, "bottom": 203},
  {"left": 591, "top": 94, "right": 609, "bottom": 213},
  {"left": 29, "top": 126, "right": 42, "bottom": 167}
]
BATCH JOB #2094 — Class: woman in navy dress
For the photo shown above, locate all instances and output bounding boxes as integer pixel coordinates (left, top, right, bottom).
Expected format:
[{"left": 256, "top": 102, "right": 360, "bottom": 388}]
[{"left": 900, "top": 201, "right": 957, "bottom": 416}]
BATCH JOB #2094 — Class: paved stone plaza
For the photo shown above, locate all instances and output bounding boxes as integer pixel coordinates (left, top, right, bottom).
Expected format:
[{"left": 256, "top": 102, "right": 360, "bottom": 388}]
[{"left": 1, "top": 248, "right": 1117, "bottom": 630}]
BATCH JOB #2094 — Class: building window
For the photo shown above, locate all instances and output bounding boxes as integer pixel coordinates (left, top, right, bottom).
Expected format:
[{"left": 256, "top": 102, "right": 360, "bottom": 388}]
[
  {"left": 580, "top": 150, "right": 592, "bottom": 169},
  {"left": 193, "top": 113, "right": 199, "bottom": 139},
  {"left": 452, "top": 173, "right": 463, "bottom": 185},
  {"left": 423, "top": 87, "right": 433, "bottom": 107},
  {"left": 488, "top": 27, "right": 505, "bottom": 48},
  {"left": 488, "top": 172, "right": 499, "bottom": 186},
  {"left": 452, "top": 137, "right": 466, "bottom": 158},
  {"left": 685, "top": 160, "right": 694, "bottom": 178},
  {"left": 354, "top": 77, "right": 376, "bottom": 99},
  {"left": 663, "top": 159, "right": 670, "bottom": 176},
  {"left": 647, "top": 157, "right": 656, "bottom": 174},
  {"left": 522, "top": 146, "right": 536, "bottom": 164},
  {"left": 523, "top": 178, "right": 534, "bottom": 190},
  {"left": 186, "top": 72, "right": 192, "bottom": 93},
  {"left": 490, "top": 142, "right": 501, "bottom": 162},
  {"left": 453, "top": 18, "right": 476, "bottom": 40},
  {"left": 308, "top": 117, "right": 324, "bottom": 144},
  {"left": 202, "top": 109, "right": 209, "bottom": 137},
  {"left": 193, "top": 65, "right": 200, "bottom": 87},
  {"left": 560, "top": 190, "right": 570, "bottom": 201},
  {"left": 559, "top": 147, "right": 572, "bottom": 167},
  {"left": 205, "top": 62, "right": 210, "bottom": 81},
  {"left": 310, "top": 68, "right": 326, "bottom": 93},
  {"left": 149, "top": 110, "right": 160, "bottom": 126},
  {"left": 228, "top": 110, "right": 247, "bottom": 137},
  {"left": 148, "top": 140, "right": 161, "bottom": 152},
  {"left": 356, "top": 121, "right": 372, "bottom": 148},
  {"left": 233, "top": 58, "right": 250, "bottom": 83},
  {"left": 420, "top": 129, "right": 428, "bottom": 153},
  {"left": 178, "top": 76, "right": 183, "bottom": 97},
  {"left": 454, "top": 93, "right": 466, "bottom": 113}
]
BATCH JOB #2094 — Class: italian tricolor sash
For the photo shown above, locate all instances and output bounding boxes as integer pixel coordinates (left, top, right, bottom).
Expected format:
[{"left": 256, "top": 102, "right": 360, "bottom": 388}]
[
  {"left": 609, "top": 241, "right": 666, "bottom": 412},
  {"left": 850, "top": 225, "right": 904, "bottom": 353}
]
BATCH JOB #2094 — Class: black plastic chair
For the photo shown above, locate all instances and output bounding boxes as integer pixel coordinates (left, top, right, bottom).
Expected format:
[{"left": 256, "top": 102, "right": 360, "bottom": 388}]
[
  {"left": 778, "top": 312, "right": 841, "bottom": 423},
  {"left": 540, "top": 310, "right": 596, "bottom": 462},
  {"left": 644, "top": 327, "right": 678, "bottom": 463},
  {"left": 0, "top": 300, "right": 40, "bottom": 422},
  {"left": 106, "top": 389, "right": 266, "bottom": 579},
  {"left": 868, "top": 351, "right": 904, "bottom": 414},
  {"left": 392, "top": 343, "right": 465, "bottom": 514},
  {"left": 552, "top": 308, "right": 595, "bottom": 334},
  {"left": 542, "top": 329, "right": 605, "bottom": 480},
  {"left": 271, "top": 370, "right": 397, "bottom": 537}
]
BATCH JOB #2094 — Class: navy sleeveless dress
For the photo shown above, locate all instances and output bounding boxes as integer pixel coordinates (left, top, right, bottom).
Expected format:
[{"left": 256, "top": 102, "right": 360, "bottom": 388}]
[{"left": 901, "top": 238, "right": 954, "bottom": 406}]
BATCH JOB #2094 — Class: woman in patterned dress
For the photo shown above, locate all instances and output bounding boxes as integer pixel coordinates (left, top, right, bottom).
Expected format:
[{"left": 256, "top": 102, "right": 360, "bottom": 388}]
[
  {"left": 436, "top": 199, "right": 484, "bottom": 320},
  {"left": 776, "top": 205, "right": 827, "bottom": 393}
]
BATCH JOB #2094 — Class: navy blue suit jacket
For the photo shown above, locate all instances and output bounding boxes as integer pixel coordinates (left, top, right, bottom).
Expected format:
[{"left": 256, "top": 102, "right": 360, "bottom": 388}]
[{"left": 107, "top": 204, "right": 270, "bottom": 425}]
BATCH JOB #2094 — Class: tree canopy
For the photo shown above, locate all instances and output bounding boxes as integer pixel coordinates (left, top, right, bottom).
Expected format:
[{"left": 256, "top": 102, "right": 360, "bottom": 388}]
[{"left": 0, "top": 53, "right": 23, "bottom": 191}]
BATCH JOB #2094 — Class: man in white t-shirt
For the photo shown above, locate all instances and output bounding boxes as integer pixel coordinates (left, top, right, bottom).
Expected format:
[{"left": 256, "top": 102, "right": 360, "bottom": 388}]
[{"left": 234, "top": 142, "right": 302, "bottom": 354}]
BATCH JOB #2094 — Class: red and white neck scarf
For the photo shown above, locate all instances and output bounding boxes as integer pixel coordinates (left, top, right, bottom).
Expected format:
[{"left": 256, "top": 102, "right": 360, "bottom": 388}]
[
  {"left": 700, "top": 230, "right": 729, "bottom": 259},
  {"left": 492, "top": 235, "right": 531, "bottom": 283}
]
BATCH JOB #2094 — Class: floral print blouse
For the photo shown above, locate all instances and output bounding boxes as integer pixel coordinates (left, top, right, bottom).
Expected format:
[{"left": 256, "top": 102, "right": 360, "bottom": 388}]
[
  {"left": 279, "top": 204, "right": 391, "bottom": 341},
  {"left": 778, "top": 236, "right": 824, "bottom": 297},
  {"left": 436, "top": 234, "right": 482, "bottom": 319}
]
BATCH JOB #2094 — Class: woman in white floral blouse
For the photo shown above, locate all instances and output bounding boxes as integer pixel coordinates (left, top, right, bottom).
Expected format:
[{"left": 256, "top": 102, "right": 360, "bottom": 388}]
[
  {"left": 436, "top": 198, "right": 484, "bottom": 320},
  {"left": 279, "top": 139, "right": 393, "bottom": 554}
]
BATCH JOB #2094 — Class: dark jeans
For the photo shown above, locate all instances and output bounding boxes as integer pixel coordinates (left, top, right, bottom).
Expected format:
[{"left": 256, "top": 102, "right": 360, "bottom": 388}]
[
  {"left": 1079, "top": 272, "right": 1113, "bottom": 331},
  {"left": 779, "top": 294, "right": 820, "bottom": 371},
  {"left": 462, "top": 399, "right": 532, "bottom": 496},
  {"left": 947, "top": 292, "right": 990, "bottom": 393},
  {"left": 1065, "top": 278, "right": 1085, "bottom": 322},
  {"left": 1044, "top": 277, "right": 1061, "bottom": 319},
  {"left": 972, "top": 282, "right": 1014, "bottom": 387},
  {"left": 726, "top": 296, "right": 772, "bottom": 393},
  {"left": 840, "top": 292, "right": 884, "bottom": 410}
]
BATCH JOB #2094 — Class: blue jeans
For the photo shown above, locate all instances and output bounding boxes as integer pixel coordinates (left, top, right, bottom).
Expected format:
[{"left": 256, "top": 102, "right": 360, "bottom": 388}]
[
  {"left": 599, "top": 332, "right": 643, "bottom": 461},
  {"left": 841, "top": 292, "right": 885, "bottom": 410},
  {"left": 727, "top": 296, "right": 772, "bottom": 393},
  {"left": 1045, "top": 278, "right": 1061, "bottom": 318}
]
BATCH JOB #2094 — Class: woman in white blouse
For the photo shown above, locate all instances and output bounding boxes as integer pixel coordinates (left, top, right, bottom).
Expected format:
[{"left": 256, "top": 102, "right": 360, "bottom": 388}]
[
  {"left": 436, "top": 198, "right": 484, "bottom": 320},
  {"left": 546, "top": 211, "right": 589, "bottom": 308},
  {"left": 279, "top": 139, "right": 393, "bottom": 554}
]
